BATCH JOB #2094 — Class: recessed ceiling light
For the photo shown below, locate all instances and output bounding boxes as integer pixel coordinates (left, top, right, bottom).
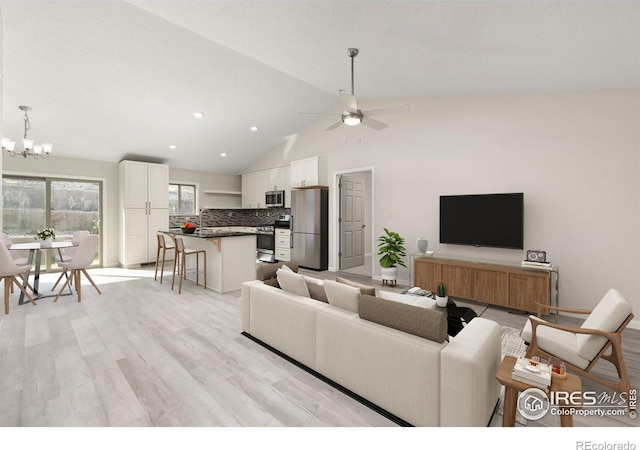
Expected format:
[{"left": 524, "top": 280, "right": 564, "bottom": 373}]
[
  {"left": 220, "top": 153, "right": 227, "bottom": 157},
  {"left": 168, "top": 145, "right": 177, "bottom": 150},
  {"left": 193, "top": 112, "right": 204, "bottom": 119},
  {"left": 250, "top": 126, "right": 258, "bottom": 132}
]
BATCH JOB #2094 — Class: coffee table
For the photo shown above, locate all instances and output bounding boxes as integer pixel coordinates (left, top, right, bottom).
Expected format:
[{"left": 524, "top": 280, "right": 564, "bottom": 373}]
[{"left": 496, "top": 355, "right": 582, "bottom": 427}]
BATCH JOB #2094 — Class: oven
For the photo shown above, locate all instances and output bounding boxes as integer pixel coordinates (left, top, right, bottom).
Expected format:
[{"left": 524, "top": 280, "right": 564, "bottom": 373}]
[
  {"left": 265, "top": 190, "right": 285, "bottom": 208},
  {"left": 256, "top": 225, "right": 276, "bottom": 262}
]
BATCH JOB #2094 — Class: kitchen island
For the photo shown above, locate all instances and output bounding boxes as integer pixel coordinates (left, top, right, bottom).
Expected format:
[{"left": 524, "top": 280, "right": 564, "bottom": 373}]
[{"left": 161, "top": 229, "right": 257, "bottom": 293}]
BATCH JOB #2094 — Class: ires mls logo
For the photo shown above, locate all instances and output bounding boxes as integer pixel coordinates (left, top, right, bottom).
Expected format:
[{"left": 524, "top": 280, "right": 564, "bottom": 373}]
[
  {"left": 517, "top": 388, "right": 550, "bottom": 420},
  {"left": 517, "top": 388, "right": 638, "bottom": 421}
]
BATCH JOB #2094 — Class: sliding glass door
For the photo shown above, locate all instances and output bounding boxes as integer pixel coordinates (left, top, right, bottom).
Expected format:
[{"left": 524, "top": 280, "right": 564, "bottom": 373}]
[{"left": 2, "top": 176, "right": 102, "bottom": 271}]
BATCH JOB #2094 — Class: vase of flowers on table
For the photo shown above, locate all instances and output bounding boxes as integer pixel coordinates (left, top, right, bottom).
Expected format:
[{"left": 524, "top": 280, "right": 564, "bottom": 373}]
[{"left": 35, "top": 227, "right": 56, "bottom": 247}]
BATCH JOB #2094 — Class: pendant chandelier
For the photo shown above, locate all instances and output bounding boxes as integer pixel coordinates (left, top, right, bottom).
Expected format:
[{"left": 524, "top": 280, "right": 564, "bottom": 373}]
[{"left": 2, "top": 105, "right": 52, "bottom": 159}]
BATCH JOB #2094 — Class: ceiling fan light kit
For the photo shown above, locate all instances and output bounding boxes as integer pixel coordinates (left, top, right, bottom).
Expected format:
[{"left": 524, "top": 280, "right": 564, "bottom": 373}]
[
  {"left": 2, "top": 105, "right": 53, "bottom": 159},
  {"left": 300, "top": 47, "right": 410, "bottom": 133}
]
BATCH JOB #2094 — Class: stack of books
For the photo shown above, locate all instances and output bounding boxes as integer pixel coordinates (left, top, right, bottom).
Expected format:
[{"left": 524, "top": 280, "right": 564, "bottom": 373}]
[
  {"left": 512, "top": 357, "right": 552, "bottom": 390},
  {"left": 521, "top": 260, "right": 553, "bottom": 270}
]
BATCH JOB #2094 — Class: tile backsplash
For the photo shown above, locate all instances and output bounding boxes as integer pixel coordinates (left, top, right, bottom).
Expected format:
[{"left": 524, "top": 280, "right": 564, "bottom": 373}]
[{"left": 170, "top": 207, "right": 291, "bottom": 228}]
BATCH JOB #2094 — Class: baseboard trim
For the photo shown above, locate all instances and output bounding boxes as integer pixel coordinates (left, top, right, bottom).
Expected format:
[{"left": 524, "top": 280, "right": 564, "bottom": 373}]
[{"left": 241, "top": 331, "right": 413, "bottom": 427}]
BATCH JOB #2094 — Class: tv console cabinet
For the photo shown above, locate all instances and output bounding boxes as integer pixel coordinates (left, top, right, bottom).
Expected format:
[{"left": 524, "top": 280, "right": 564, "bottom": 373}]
[{"left": 413, "top": 256, "right": 558, "bottom": 315}]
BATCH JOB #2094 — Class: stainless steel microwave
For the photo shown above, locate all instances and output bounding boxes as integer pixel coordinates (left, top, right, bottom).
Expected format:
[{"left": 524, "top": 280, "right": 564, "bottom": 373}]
[{"left": 265, "top": 190, "right": 285, "bottom": 208}]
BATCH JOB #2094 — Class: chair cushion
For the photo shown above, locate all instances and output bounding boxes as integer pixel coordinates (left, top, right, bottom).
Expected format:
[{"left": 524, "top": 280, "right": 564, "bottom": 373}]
[
  {"left": 522, "top": 316, "right": 591, "bottom": 369},
  {"left": 576, "top": 289, "right": 633, "bottom": 361}
]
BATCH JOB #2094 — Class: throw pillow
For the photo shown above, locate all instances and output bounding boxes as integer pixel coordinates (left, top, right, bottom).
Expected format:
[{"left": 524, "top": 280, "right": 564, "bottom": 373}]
[
  {"left": 276, "top": 268, "right": 310, "bottom": 298},
  {"left": 336, "top": 276, "right": 376, "bottom": 296},
  {"left": 378, "top": 290, "right": 436, "bottom": 310},
  {"left": 303, "top": 276, "right": 329, "bottom": 303},
  {"left": 280, "top": 264, "right": 293, "bottom": 272},
  {"left": 323, "top": 280, "right": 360, "bottom": 313},
  {"left": 359, "top": 294, "right": 447, "bottom": 343}
]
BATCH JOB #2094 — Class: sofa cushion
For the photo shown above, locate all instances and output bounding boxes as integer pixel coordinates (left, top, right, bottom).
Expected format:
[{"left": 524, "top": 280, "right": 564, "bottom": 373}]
[
  {"left": 276, "top": 268, "right": 310, "bottom": 298},
  {"left": 256, "top": 261, "right": 299, "bottom": 281},
  {"left": 336, "top": 276, "right": 376, "bottom": 296},
  {"left": 378, "top": 290, "right": 436, "bottom": 310},
  {"left": 304, "top": 276, "right": 329, "bottom": 303},
  {"left": 323, "top": 280, "right": 360, "bottom": 313},
  {"left": 358, "top": 294, "right": 447, "bottom": 343}
]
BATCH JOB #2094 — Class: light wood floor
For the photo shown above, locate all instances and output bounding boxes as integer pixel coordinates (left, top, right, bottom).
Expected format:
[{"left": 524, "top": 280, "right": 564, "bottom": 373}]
[{"left": 0, "top": 265, "right": 638, "bottom": 429}]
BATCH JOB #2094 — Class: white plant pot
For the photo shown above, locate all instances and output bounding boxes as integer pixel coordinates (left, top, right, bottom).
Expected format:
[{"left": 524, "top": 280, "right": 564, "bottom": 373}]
[
  {"left": 41, "top": 238, "right": 53, "bottom": 248},
  {"left": 380, "top": 266, "right": 398, "bottom": 282},
  {"left": 436, "top": 295, "right": 448, "bottom": 308}
]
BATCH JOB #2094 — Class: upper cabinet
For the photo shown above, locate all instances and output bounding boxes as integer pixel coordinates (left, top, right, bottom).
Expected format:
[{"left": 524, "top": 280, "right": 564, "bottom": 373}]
[
  {"left": 241, "top": 165, "right": 291, "bottom": 209},
  {"left": 120, "top": 160, "right": 169, "bottom": 209},
  {"left": 290, "top": 156, "right": 326, "bottom": 188}
]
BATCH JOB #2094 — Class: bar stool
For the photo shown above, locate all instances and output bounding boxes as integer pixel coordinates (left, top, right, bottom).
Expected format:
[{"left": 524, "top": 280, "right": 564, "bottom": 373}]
[
  {"left": 171, "top": 237, "right": 206, "bottom": 294},
  {"left": 155, "top": 233, "right": 175, "bottom": 284}
]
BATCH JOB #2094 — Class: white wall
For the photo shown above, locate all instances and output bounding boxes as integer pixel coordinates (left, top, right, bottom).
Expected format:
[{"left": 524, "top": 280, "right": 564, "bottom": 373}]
[
  {"left": 248, "top": 89, "right": 640, "bottom": 319},
  {"left": 169, "top": 167, "right": 241, "bottom": 210}
]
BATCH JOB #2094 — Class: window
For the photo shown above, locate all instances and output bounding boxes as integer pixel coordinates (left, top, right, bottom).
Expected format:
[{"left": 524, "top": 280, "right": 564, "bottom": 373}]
[
  {"left": 2, "top": 176, "right": 102, "bottom": 271},
  {"left": 169, "top": 183, "right": 196, "bottom": 215}
]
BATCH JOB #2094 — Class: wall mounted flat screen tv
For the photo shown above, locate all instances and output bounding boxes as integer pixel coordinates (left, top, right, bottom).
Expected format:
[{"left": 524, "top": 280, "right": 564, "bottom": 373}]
[{"left": 439, "top": 193, "right": 524, "bottom": 249}]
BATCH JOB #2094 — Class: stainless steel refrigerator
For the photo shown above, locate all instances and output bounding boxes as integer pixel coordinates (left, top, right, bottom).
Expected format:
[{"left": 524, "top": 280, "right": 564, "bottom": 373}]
[{"left": 291, "top": 188, "right": 328, "bottom": 270}]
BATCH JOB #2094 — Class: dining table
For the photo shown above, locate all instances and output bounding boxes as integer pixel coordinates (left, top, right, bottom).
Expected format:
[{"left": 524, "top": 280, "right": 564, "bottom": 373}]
[{"left": 9, "top": 241, "right": 78, "bottom": 304}]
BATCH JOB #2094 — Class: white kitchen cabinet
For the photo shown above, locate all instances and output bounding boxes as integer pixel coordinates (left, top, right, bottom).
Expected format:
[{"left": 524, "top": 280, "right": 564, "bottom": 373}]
[
  {"left": 283, "top": 165, "right": 291, "bottom": 208},
  {"left": 251, "top": 170, "right": 267, "bottom": 208},
  {"left": 241, "top": 173, "right": 252, "bottom": 208},
  {"left": 242, "top": 165, "right": 292, "bottom": 208},
  {"left": 119, "top": 160, "right": 170, "bottom": 267},
  {"left": 290, "top": 156, "right": 326, "bottom": 188},
  {"left": 275, "top": 228, "right": 291, "bottom": 262}
]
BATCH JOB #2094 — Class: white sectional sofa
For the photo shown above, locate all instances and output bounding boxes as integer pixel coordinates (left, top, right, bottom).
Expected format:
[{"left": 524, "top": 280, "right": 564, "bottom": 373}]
[{"left": 241, "top": 279, "right": 502, "bottom": 427}]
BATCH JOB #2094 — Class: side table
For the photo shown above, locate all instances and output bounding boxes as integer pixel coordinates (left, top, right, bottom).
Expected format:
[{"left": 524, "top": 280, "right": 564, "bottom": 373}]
[{"left": 496, "top": 355, "right": 582, "bottom": 427}]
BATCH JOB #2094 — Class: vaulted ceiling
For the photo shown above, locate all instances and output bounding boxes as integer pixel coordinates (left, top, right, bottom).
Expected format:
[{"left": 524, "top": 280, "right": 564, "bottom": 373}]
[{"left": 2, "top": 1, "right": 638, "bottom": 174}]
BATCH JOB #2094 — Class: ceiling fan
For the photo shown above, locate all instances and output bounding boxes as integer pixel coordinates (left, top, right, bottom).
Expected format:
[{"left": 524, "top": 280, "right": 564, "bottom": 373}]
[{"left": 301, "top": 48, "right": 410, "bottom": 131}]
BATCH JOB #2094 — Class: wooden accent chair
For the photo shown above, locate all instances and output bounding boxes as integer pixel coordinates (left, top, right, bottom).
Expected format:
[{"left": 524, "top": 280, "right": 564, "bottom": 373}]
[
  {"left": 53, "top": 235, "right": 102, "bottom": 303},
  {"left": 522, "top": 288, "right": 633, "bottom": 399},
  {"left": 154, "top": 233, "right": 175, "bottom": 284},
  {"left": 171, "top": 237, "right": 206, "bottom": 294},
  {"left": 0, "top": 243, "right": 36, "bottom": 314}
]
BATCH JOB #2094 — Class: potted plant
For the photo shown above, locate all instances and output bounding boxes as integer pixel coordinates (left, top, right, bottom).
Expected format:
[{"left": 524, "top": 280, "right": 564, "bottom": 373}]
[
  {"left": 436, "top": 281, "right": 448, "bottom": 307},
  {"left": 377, "top": 228, "right": 406, "bottom": 286},
  {"left": 35, "top": 227, "right": 56, "bottom": 247}
]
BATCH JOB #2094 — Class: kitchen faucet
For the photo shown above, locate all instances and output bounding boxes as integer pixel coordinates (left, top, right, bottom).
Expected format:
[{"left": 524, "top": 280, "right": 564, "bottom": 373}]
[{"left": 199, "top": 208, "right": 214, "bottom": 231}]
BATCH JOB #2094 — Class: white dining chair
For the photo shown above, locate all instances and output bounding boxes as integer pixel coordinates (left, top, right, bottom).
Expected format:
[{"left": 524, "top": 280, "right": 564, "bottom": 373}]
[
  {"left": 0, "top": 232, "right": 30, "bottom": 266},
  {"left": 0, "top": 243, "right": 36, "bottom": 314},
  {"left": 53, "top": 234, "right": 101, "bottom": 303},
  {"left": 0, "top": 231, "right": 34, "bottom": 293},
  {"left": 52, "top": 230, "right": 91, "bottom": 290}
]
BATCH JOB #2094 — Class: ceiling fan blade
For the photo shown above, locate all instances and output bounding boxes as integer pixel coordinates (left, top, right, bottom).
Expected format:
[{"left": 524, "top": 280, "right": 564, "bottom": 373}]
[
  {"left": 299, "top": 112, "right": 341, "bottom": 116},
  {"left": 361, "top": 103, "right": 410, "bottom": 117},
  {"left": 324, "top": 120, "right": 344, "bottom": 131},
  {"left": 340, "top": 93, "right": 358, "bottom": 113},
  {"left": 361, "top": 116, "right": 388, "bottom": 131}
]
